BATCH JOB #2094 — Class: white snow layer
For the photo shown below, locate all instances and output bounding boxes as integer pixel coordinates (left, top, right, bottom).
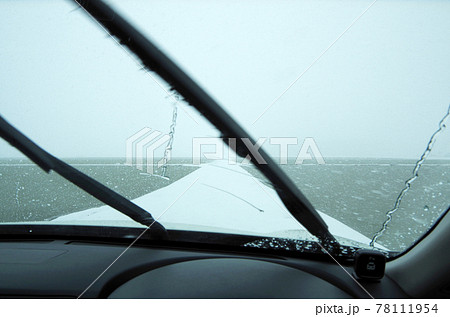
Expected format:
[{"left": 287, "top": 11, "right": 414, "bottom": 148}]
[{"left": 52, "top": 160, "right": 385, "bottom": 249}]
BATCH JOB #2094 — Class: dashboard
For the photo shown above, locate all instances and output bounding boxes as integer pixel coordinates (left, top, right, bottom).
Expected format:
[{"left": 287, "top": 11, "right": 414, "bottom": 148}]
[{"left": 0, "top": 238, "right": 408, "bottom": 298}]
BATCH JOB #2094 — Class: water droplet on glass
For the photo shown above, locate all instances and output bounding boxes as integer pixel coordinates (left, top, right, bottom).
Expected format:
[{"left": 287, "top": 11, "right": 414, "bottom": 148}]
[{"left": 424, "top": 205, "right": 429, "bottom": 212}]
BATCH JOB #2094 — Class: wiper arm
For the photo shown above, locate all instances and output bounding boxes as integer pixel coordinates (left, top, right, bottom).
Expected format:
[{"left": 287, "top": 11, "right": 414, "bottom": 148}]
[
  {"left": 73, "top": 0, "right": 339, "bottom": 251},
  {"left": 0, "top": 115, "right": 167, "bottom": 239}
]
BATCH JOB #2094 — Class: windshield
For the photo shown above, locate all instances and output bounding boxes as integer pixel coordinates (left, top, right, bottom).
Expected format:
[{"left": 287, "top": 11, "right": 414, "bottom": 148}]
[{"left": 1, "top": 0, "right": 449, "bottom": 253}]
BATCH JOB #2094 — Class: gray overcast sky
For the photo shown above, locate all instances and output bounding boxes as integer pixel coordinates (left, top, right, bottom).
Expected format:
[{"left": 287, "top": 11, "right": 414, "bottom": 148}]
[{"left": 1, "top": 0, "right": 449, "bottom": 159}]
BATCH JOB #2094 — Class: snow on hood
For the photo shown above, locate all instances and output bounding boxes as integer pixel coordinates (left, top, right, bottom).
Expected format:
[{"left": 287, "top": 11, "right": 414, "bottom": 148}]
[{"left": 52, "top": 160, "right": 386, "bottom": 249}]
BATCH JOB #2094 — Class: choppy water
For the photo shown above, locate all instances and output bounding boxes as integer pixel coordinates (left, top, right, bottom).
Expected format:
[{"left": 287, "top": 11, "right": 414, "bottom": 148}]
[
  {"left": 0, "top": 158, "right": 197, "bottom": 222},
  {"left": 0, "top": 157, "right": 448, "bottom": 251},
  {"left": 246, "top": 158, "right": 449, "bottom": 251}
]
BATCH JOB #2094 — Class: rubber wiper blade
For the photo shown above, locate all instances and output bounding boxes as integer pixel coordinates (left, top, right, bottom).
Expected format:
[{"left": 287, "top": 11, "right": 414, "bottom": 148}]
[
  {"left": 0, "top": 115, "right": 167, "bottom": 239},
  {"left": 73, "top": 0, "right": 339, "bottom": 252}
]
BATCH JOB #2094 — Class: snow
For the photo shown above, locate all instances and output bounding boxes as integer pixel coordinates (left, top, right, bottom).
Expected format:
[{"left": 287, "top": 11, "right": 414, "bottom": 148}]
[{"left": 52, "top": 160, "right": 385, "bottom": 249}]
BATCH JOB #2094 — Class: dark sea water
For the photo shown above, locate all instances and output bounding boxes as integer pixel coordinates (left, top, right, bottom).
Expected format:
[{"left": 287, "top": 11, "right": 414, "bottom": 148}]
[
  {"left": 0, "top": 157, "right": 448, "bottom": 251},
  {"left": 246, "top": 158, "right": 449, "bottom": 251}
]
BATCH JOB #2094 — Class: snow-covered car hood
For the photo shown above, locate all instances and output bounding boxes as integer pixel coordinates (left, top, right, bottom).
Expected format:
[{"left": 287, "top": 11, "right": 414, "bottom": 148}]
[{"left": 50, "top": 160, "right": 386, "bottom": 250}]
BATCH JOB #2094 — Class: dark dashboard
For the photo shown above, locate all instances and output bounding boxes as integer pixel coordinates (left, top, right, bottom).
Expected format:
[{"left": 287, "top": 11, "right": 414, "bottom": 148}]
[{"left": 0, "top": 237, "right": 407, "bottom": 298}]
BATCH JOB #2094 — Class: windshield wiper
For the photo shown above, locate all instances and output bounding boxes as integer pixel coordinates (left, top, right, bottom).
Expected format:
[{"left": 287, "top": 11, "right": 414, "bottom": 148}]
[
  {"left": 73, "top": 0, "right": 339, "bottom": 251},
  {"left": 0, "top": 115, "right": 167, "bottom": 239}
]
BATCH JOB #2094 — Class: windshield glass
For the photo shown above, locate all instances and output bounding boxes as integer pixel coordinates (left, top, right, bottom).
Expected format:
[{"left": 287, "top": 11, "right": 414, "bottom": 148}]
[{"left": 1, "top": 0, "right": 449, "bottom": 253}]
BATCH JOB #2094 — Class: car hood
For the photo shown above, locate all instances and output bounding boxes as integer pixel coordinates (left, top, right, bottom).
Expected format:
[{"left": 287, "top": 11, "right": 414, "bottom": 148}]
[{"left": 47, "top": 160, "right": 386, "bottom": 250}]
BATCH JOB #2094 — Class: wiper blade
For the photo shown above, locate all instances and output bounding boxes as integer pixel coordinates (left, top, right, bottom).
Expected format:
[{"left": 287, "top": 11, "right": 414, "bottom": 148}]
[
  {"left": 73, "top": 0, "right": 339, "bottom": 251},
  {"left": 0, "top": 115, "right": 167, "bottom": 239}
]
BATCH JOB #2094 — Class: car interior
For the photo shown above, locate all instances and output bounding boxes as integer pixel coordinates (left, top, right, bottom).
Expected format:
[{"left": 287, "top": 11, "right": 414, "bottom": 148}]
[
  {"left": 0, "top": 0, "right": 449, "bottom": 299},
  {"left": 0, "top": 208, "right": 448, "bottom": 298}
]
